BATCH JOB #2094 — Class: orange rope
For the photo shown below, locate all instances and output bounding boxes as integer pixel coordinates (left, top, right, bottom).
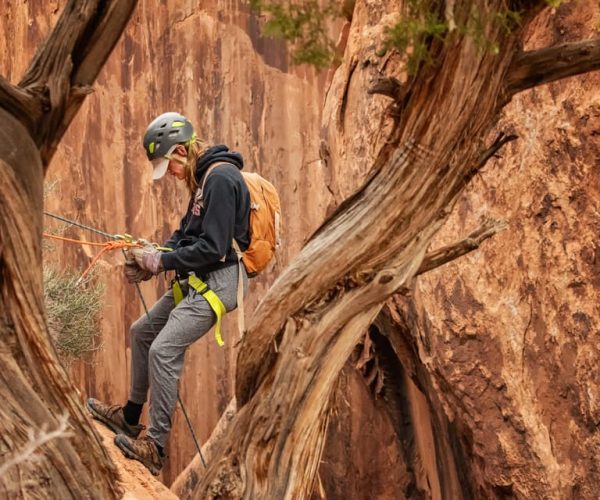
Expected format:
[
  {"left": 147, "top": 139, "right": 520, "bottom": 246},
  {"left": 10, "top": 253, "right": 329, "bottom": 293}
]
[
  {"left": 43, "top": 232, "right": 142, "bottom": 281},
  {"left": 43, "top": 233, "right": 108, "bottom": 247}
]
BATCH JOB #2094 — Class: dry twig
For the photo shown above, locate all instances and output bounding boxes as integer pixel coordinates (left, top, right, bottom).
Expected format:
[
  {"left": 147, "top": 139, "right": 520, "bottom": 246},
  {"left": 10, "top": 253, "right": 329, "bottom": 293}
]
[{"left": 0, "top": 414, "right": 72, "bottom": 477}]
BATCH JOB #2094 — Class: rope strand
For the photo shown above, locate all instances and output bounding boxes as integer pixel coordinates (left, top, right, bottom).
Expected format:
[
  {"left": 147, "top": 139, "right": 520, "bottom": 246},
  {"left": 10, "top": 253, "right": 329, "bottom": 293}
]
[{"left": 43, "top": 233, "right": 142, "bottom": 281}]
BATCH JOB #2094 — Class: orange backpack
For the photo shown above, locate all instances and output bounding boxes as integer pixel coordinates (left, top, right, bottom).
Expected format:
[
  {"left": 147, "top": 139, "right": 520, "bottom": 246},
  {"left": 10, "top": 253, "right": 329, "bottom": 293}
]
[
  {"left": 202, "top": 163, "right": 282, "bottom": 275},
  {"left": 239, "top": 171, "right": 282, "bottom": 275}
]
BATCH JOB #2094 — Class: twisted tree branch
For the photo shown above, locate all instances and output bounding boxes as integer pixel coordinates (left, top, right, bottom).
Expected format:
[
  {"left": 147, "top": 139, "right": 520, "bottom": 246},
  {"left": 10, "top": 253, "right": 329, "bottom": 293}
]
[
  {"left": 461, "top": 131, "right": 518, "bottom": 186},
  {"left": 506, "top": 36, "right": 600, "bottom": 96},
  {"left": 418, "top": 219, "right": 507, "bottom": 275},
  {"left": 9, "top": 0, "right": 137, "bottom": 168},
  {"left": 0, "top": 76, "right": 37, "bottom": 133}
]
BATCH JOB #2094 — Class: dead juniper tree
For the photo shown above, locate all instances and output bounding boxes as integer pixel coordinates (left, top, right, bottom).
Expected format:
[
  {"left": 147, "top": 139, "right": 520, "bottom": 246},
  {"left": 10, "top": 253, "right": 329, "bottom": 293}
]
[{"left": 1, "top": 0, "right": 599, "bottom": 498}]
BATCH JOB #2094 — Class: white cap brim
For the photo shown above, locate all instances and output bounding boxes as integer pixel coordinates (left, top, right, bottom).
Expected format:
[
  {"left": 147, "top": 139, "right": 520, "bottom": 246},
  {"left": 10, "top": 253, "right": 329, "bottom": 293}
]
[{"left": 151, "top": 157, "right": 169, "bottom": 180}]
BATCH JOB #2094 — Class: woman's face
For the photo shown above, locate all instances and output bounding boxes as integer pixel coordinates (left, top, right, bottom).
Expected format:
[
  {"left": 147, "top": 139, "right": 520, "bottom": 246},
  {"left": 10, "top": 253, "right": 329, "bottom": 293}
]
[
  {"left": 166, "top": 144, "right": 188, "bottom": 180},
  {"left": 167, "top": 159, "right": 185, "bottom": 180}
]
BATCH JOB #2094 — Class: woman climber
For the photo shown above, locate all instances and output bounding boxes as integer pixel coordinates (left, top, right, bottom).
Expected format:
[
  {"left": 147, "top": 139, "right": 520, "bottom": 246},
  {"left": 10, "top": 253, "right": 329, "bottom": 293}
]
[{"left": 86, "top": 111, "right": 250, "bottom": 475}]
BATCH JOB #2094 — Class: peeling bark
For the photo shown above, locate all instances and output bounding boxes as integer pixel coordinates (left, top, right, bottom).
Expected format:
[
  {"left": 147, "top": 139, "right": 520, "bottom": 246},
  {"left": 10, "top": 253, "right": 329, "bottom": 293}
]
[{"left": 0, "top": 109, "right": 119, "bottom": 498}]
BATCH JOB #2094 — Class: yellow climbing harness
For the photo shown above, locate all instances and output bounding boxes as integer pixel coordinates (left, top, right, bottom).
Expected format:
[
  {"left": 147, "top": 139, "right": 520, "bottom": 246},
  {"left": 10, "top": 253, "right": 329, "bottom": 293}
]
[
  {"left": 172, "top": 279, "right": 185, "bottom": 305},
  {"left": 172, "top": 275, "right": 227, "bottom": 347}
]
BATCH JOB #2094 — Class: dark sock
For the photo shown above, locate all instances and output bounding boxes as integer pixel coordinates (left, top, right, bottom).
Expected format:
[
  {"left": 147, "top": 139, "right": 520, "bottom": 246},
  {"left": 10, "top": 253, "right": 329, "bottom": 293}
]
[
  {"left": 155, "top": 443, "right": 164, "bottom": 457},
  {"left": 122, "top": 401, "right": 143, "bottom": 426}
]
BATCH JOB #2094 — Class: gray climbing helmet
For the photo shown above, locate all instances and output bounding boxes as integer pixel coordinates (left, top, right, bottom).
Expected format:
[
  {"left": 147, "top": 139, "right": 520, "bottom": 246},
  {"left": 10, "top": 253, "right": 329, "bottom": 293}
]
[{"left": 143, "top": 112, "right": 195, "bottom": 180}]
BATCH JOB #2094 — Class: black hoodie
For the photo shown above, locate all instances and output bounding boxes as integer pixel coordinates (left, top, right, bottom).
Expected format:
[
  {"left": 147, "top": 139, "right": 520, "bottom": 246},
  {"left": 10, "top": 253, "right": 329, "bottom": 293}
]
[{"left": 160, "top": 144, "right": 250, "bottom": 276}]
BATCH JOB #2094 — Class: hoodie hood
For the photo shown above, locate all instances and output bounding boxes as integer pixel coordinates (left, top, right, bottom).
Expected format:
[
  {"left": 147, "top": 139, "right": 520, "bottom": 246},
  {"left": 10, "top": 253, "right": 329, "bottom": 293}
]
[{"left": 195, "top": 144, "right": 243, "bottom": 183}]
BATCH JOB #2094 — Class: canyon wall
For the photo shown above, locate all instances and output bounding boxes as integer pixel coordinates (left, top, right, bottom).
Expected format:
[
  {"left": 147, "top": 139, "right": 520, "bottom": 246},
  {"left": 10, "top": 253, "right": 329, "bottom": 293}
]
[
  {"left": 2, "top": 0, "right": 599, "bottom": 497},
  {"left": 318, "top": 0, "right": 600, "bottom": 498},
  {"left": 411, "top": 5, "right": 600, "bottom": 497}
]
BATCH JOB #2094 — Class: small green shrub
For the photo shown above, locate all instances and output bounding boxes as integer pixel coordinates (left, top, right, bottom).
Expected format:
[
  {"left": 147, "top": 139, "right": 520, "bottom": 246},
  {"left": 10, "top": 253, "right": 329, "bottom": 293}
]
[
  {"left": 384, "top": 10, "right": 448, "bottom": 73},
  {"left": 43, "top": 266, "right": 104, "bottom": 362},
  {"left": 250, "top": 0, "right": 341, "bottom": 68}
]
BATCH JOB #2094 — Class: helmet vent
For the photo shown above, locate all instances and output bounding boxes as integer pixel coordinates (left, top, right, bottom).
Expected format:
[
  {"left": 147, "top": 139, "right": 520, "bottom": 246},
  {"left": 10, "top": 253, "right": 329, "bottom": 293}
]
[{"left": 143, "top": 112, "right": 194, "bottom": 161}]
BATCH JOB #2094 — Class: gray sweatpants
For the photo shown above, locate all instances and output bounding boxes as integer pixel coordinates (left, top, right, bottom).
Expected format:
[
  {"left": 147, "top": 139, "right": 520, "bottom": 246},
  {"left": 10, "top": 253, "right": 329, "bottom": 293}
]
[{"left": 128, "top": 264, "right": 247, "bottom": 448}]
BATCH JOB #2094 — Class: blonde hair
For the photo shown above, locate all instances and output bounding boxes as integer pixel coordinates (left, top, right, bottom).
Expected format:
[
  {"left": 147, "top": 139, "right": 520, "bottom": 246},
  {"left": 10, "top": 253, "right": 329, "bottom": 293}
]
[{"left": 182, "top": 137, "right": 210, "bottom": 195}]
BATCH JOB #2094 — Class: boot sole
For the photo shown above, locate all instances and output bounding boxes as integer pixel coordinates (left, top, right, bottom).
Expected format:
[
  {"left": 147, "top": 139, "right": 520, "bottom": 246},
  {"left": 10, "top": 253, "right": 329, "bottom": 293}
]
[
  {"left": 86, "top": 400, "right": 140, "bottom": 439},
  {"left": 114, "top": 434, "right": 162, "bottom": 476}
]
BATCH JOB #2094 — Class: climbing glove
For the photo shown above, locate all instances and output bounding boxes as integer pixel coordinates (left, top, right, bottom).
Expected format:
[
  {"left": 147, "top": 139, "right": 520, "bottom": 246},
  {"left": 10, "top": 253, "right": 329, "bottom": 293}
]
[
  {"left": 132, "top": 245, "right": 164, "bottom": 275},
  {"left": 124, "top": 261, "right": 153, "bottom": 283}
]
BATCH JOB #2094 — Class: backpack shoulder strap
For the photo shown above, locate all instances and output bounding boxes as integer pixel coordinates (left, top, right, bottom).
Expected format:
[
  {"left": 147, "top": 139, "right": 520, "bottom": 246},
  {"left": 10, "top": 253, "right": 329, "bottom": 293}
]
[
  {"left": 232, "top": 239, "right": 246, "bottom": 342},
  {"left": 200, "top": 161, "right": 236, "bottom": 194},
  {"left": 200, "top": 163, "right": 247, "bottom": 341}
]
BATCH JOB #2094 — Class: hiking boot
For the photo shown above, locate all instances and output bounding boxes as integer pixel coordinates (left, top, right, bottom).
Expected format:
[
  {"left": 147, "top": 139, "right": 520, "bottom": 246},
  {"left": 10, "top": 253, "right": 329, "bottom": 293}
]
[
  {"left": 114, "top": 434, "right": 165, "bottom": 476},
  {"left": 86, "top": 398, "right": 144, "bottom": 438}
]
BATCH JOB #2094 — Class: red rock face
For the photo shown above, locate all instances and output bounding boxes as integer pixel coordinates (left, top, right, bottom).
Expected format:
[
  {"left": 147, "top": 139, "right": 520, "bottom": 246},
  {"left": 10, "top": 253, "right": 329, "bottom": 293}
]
[
  {"left": 412, "top": 5, "right": 600, "bottom": 496},
  {"left": 3, "top": 0, "right": 599, "bottom": 496}
]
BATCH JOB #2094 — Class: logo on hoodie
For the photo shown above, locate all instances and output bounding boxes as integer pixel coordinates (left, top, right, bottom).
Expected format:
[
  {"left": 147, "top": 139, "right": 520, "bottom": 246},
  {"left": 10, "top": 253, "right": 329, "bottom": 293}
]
[{"left": 192, "top": 187, "right": 203, "bottom": 216}]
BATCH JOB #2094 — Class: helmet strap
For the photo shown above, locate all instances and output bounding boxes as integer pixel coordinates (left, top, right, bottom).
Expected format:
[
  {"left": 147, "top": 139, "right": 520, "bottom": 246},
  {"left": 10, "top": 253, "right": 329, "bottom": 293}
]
[{"left": 185, "top": 132, "right": 197, "bottom": 150}]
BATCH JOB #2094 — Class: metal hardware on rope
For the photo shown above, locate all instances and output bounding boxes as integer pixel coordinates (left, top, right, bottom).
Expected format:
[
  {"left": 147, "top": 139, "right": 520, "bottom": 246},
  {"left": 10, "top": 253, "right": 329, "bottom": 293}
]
[
  {"left": 44, "top": 210, "right": 207, "bottom": 466},
  {"left": 44, "top": 211, "right": 172, "bottom": 252}
]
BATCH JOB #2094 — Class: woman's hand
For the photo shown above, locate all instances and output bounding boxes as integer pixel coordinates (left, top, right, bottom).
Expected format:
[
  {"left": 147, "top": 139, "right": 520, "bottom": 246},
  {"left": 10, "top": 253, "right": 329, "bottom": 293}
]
[
  {"left": 132, "top": 245, "right": 164, "bottom": 274},
  {"left": 124, "top": 261, "right": 153, "bottom": 283}
]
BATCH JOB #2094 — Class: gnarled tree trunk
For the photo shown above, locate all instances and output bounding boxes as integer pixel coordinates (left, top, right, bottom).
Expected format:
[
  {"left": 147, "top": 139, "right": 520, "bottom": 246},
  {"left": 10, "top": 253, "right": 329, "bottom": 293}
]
[
  {"left": 0, "top": 1, "right": 136, "bottom": 497},
  {"left": 187, "top": 1, "right": 600, "bottom": 498}
]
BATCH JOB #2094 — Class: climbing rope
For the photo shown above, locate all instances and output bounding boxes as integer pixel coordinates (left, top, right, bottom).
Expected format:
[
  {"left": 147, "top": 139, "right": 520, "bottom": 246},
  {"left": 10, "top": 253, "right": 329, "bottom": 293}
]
[
  {"left": 43, "top": 232, "right": 142, "bottom": 281},
  {"left": 43, "top": 212, "right": 207, "bottom": 467},
  {"left": 44, "top": 210, "right": 122, "bottom": 239}
]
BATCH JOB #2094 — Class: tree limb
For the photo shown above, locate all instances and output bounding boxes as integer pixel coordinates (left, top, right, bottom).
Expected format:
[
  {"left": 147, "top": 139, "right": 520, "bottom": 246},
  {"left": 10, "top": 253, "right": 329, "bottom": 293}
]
[
  {"left": 475, "top": 132, "right": 518, "bottom": 169},
  {"left": 368, "top": 77, "right": 406, "bottom": 101},
  {"left": 0, "top": 76, "right": 37, "bottom": 133},
  {"left": 14, "top": 0, "right": 137, "bottom": 167},
  {"left": 0, "top": 414, "right": 72, "bottom": 477},
  {"left": 506, "top": 36, "right": 600, "bottom": 96},
  {"left": 462, "top": 132, "right": 518, "bottom": 186},
  {"left": 417, "top": 219, "right": 507, "bottom": 275}
]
